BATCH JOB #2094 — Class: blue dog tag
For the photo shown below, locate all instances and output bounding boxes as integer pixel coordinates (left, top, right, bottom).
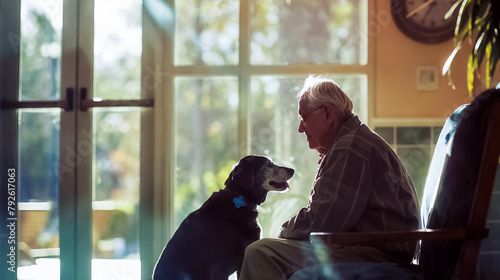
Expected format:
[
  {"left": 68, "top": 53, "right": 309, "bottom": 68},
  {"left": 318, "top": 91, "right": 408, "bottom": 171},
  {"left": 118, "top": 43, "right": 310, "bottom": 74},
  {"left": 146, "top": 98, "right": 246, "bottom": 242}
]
[{"left": 233, "top": 195, "right": 246, "bottom": 208}]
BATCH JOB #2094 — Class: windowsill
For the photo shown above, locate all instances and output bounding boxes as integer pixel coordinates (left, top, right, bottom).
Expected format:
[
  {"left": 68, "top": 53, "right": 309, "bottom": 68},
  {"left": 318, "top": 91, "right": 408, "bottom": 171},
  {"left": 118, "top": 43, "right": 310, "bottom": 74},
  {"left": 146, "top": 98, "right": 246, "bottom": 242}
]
[
  {"left": 19, "top": 202, "right": 52, "bottom": 211},
  {"left": 18, "top": 258, "right": 141, "bottom": 280}
]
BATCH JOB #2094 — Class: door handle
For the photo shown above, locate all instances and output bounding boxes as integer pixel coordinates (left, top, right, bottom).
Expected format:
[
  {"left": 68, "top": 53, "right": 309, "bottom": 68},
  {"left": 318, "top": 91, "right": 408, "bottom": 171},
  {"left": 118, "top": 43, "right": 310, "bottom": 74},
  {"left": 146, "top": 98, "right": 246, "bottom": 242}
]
[
  {"left": 79, "top": 88, "right": 154, "bottom": 111},
  {"left": 0, "top": 88, "right": 74, "bottom": 111}
]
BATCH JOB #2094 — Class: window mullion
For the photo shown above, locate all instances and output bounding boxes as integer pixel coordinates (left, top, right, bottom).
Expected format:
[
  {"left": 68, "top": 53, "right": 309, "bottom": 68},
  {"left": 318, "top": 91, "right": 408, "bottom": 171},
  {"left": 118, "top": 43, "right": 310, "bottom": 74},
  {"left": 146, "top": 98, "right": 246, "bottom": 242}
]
[
  {"left": 140, "top": 0, "right": 172, "bottom": 277},
  {"left": 239, "top": 0, "right": 251, "bottom": 157},
  {"left": 74, "top": 0, "right": 94, "bottom": 279},
  {"left": 58, "top": 0, "right": 80, "bottom": 279}
]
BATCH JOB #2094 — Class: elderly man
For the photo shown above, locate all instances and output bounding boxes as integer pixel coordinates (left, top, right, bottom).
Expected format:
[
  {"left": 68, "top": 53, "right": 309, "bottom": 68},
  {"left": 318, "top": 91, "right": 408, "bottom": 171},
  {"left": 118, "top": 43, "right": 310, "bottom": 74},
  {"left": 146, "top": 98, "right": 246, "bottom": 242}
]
[{"left": 239, "top": 75, "right": 420, "bottom": 280}]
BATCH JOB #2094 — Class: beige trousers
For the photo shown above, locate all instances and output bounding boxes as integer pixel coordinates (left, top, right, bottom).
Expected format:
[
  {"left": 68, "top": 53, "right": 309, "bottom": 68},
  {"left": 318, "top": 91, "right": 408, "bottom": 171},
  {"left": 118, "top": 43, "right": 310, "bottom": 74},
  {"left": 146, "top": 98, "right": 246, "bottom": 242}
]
[{"left": 239, "top": 238, "right": 399, "bottom": 280}]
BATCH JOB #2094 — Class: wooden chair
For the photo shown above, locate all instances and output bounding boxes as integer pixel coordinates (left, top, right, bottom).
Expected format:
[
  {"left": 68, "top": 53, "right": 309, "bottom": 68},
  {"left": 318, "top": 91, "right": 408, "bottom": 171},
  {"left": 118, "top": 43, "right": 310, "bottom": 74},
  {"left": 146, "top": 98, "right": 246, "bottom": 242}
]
[{"left": 293, "top": 89, "right": 500, "bottom": 280}]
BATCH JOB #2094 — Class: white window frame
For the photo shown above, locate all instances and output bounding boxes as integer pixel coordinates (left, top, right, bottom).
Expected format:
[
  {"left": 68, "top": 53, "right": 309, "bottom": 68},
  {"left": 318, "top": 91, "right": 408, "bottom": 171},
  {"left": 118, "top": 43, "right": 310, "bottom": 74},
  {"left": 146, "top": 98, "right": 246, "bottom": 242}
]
[{"left": 151, "top": 0, "right": 376, "bottom": 263}]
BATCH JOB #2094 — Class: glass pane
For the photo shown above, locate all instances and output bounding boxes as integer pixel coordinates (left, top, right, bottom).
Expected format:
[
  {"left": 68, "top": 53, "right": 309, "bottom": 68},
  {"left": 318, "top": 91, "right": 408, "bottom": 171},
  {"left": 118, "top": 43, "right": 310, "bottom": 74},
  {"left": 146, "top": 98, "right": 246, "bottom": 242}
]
[
  {"left": 251, "top": 0, "right": 367, "bottom": 65},
  {"left": 174, "top": 0, "right": 239, "bottom": 66},
  {"left": 92, "top": 108, "right": 141, "bottom": 279},
  {"left": 250, "top": 76, "right": 315, "bottom": 238},
  {"left": 174, "top": 77, "right": 238, "bottom": 228},
  {"left": 17, "top": 109, "right": 61, "bottom": 280},
  {"left": 396, "top": 147, "right": 431, "bottom": 201},
  {"left": 397, "top": 127, "right": 431, "bottom": 145},
  {"left": 375, "top": 127, "right": 394, "bottom": 145},
  {"left": 433, "top": 126, "right": 443, "bottom": 144},
  {"left": 342, "top": 75, "right": 368, "bottom": 122},
  {"left": 251, "top": 74, "right": 367, "bottom": 237},
  {"left": 19, "top": 0, "right": 63, "bottom": 101},
  {"left": 93, "top": 0, "right": 142, "bottom": 99}
]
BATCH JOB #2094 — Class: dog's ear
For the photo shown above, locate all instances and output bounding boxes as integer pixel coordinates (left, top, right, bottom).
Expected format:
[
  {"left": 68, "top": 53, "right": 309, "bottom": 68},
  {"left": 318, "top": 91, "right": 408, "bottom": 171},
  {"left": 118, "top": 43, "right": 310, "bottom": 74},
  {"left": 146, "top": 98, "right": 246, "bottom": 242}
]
[{"left": 230, "top": 156, "right": 259, "bottom": 190}]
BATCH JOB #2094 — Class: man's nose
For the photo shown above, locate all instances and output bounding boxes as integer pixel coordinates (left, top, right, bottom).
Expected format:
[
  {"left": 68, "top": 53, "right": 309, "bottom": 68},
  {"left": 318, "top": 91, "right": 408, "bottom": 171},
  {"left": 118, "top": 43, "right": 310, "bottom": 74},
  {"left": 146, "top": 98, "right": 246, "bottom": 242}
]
[{"left": 298, "top": 121, "right": 305, "bottom": 133}]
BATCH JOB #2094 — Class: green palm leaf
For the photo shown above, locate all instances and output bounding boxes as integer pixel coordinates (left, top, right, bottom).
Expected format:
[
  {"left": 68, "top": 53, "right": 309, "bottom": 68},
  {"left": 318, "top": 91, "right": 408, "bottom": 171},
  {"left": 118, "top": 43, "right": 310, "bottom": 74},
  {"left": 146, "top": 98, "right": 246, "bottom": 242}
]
[{"left": 443, "top": 0, "right": 500, "bottom": 94}]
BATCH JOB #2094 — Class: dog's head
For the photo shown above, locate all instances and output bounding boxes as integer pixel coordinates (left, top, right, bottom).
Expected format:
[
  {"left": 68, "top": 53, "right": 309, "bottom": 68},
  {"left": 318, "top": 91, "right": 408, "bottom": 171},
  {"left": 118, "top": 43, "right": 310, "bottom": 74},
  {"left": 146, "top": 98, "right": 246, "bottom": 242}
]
[{"left": 225, "top": 155, "right": 294, "bottom": 205}]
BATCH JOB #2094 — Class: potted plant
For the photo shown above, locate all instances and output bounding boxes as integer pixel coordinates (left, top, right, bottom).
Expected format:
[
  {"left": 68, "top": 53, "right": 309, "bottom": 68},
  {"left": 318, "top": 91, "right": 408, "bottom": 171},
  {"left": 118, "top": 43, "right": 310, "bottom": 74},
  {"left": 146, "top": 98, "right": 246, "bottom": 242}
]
[{"left": 442, "top": 0, "right": 500, "bottom": 94}]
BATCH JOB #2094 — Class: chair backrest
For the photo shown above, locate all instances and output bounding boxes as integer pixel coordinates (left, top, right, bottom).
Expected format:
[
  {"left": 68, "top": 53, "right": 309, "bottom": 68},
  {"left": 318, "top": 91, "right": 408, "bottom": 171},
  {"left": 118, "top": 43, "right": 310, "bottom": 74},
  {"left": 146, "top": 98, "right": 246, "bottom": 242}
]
[
  {"left": 420, "top": 88, "right": 500, "bottom": 280},
  {"left": 420, "top": 104, "right": 467, "bottom": 229}
]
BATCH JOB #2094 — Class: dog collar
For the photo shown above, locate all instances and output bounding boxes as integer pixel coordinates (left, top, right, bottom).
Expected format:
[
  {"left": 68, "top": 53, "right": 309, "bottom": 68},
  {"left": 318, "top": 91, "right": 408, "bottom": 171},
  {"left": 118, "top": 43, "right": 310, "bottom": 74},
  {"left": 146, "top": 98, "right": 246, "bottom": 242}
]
[{"left": 233, "top": 195, "right": 246, "bottom": 208}]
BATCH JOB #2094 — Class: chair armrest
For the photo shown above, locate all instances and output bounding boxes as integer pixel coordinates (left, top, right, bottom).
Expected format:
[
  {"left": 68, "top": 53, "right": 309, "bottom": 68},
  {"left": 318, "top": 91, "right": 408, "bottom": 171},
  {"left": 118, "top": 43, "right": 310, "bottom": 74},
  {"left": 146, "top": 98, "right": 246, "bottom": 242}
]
[{"left": 311, "top": 228, "right": 489, "bottom": 245}]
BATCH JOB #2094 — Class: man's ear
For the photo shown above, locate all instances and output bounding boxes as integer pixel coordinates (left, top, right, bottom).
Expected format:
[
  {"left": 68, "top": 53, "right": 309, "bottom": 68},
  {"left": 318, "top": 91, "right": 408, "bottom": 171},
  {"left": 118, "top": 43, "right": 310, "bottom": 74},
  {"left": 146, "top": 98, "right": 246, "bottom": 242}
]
[{"left": 324, "top": 104, "right": 335, "bottom": 125}]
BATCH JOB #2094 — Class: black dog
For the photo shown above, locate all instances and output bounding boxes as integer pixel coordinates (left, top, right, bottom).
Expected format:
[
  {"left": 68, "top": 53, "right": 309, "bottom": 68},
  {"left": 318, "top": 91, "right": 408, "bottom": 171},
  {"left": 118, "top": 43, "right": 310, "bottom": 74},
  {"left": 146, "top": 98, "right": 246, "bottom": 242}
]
[{"left": 152, "top": 155, "right": 294, "bottom": 280}]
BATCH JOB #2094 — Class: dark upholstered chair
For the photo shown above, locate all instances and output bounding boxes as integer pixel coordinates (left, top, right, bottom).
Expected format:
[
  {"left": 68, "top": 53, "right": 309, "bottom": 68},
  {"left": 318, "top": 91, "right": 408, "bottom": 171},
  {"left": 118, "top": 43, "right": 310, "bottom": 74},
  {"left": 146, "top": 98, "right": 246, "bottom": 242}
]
[{"left": 290, "top": 89, "right": 500, "bottom": 280}]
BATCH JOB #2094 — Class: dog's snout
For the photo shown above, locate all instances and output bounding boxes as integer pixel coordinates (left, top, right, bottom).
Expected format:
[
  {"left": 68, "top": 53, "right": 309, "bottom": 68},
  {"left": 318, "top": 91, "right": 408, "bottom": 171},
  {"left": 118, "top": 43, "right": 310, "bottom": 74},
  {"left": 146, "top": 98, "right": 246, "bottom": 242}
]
[
  {"left": 283, "top": 167, "right": 294, "bottom": 178},
  {"left": 275, "top": 165, "right": 294, "bottom": 181}
]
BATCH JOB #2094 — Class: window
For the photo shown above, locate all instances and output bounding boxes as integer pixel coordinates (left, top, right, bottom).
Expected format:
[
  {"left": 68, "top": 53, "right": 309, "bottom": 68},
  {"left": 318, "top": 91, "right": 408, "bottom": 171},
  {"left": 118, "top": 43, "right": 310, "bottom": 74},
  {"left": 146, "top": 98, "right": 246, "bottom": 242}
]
[
  {"left": 249, "top": 75, "right": 366, "bottom": 236},
  {"left": 250, "top": 0, "right": 367, "bottom": 65},
  {"left": 172, "top": 0, "right": 370, "bottom": 239},
  {"left": 374, "top": 125, "right": 443, "bottom": 201}
]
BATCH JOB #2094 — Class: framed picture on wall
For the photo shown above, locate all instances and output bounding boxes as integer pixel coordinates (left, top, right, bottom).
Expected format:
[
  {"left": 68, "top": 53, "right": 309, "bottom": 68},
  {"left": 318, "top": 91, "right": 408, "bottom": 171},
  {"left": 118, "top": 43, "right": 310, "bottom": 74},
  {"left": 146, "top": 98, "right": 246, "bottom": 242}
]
[{"left": 416, "top": 66, "right": 439, "bottom": 91}]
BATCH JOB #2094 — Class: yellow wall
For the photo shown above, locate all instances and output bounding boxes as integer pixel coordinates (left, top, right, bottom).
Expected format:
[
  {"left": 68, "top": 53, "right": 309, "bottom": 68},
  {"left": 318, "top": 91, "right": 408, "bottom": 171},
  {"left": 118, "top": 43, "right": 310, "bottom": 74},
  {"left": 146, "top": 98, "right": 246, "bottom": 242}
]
[{"left": 373, "top": 0, "right": 494, "bottom": 119}]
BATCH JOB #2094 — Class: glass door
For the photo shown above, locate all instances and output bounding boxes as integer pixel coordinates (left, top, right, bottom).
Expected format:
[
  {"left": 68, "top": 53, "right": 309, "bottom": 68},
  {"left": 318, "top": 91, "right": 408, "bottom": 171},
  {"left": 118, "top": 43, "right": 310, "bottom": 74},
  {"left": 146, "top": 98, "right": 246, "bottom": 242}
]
[
  {"left": 3, "top": 1, "right": 66, "bottom": 279},
  {"left": 73, "top": 0, "right": 156, "bottom": 279},
  {"left": 1, "top": 1, "right": 157, "bottom": 279},
  {"left": 89, "top": 0, "right": 144, "bottom": 279}
]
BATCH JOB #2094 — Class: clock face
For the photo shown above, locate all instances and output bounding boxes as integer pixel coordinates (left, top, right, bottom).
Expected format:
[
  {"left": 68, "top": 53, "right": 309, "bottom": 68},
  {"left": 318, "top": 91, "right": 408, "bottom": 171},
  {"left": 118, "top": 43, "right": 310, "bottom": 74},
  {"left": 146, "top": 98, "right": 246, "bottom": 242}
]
[{"left": 391, "top": 0, "right": 459, "bottom": 44}]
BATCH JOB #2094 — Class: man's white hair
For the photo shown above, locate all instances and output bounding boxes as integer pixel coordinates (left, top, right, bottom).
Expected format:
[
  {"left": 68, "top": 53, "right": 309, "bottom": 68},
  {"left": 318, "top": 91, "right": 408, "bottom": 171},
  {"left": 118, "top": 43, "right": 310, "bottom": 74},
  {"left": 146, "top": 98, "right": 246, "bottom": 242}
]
[{"left": 297, "top": 75, "right": 354, "bottom": 120}]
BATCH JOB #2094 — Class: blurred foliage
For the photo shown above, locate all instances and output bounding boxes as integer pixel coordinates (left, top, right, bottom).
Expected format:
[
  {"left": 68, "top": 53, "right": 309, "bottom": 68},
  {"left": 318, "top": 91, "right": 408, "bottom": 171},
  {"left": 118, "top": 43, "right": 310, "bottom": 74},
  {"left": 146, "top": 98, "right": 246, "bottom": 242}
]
[
  {"left": 94, "top": 109, "right": 141, "bottom": 204},
  {"left": 251, "top": 0, "right": 364, "bottom": 65},
  {"left": 19, "top": 7, "right": 61, "bottom": 203},
  {"left": 19, "top": 10, "right": 60, "bottom": 101},
  {"left": 19, "top": 111, "right": 60, "bottom": 202},
  {"left": 174, "top": 76, "right": 239, "bottom": 226},
  {"left": 174, "top": 160, "right": 236, "bottom": 221},
  {"left": 203, "top": 161, "right": 236, "bottom": 194},
  {"left": 175, "top": 0, "right": 239, "bottom": 65},
  {"left": 93, "top": 0, "right": 142, "bottom": 99}
]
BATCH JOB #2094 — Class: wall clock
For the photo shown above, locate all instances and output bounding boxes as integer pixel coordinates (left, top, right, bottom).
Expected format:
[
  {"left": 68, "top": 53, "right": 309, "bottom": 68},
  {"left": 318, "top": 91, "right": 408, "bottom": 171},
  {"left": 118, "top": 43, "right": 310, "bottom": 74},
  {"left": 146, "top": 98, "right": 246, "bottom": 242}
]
[{"left": 391, "top": 0, "right": 459, "bottom": 44}]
